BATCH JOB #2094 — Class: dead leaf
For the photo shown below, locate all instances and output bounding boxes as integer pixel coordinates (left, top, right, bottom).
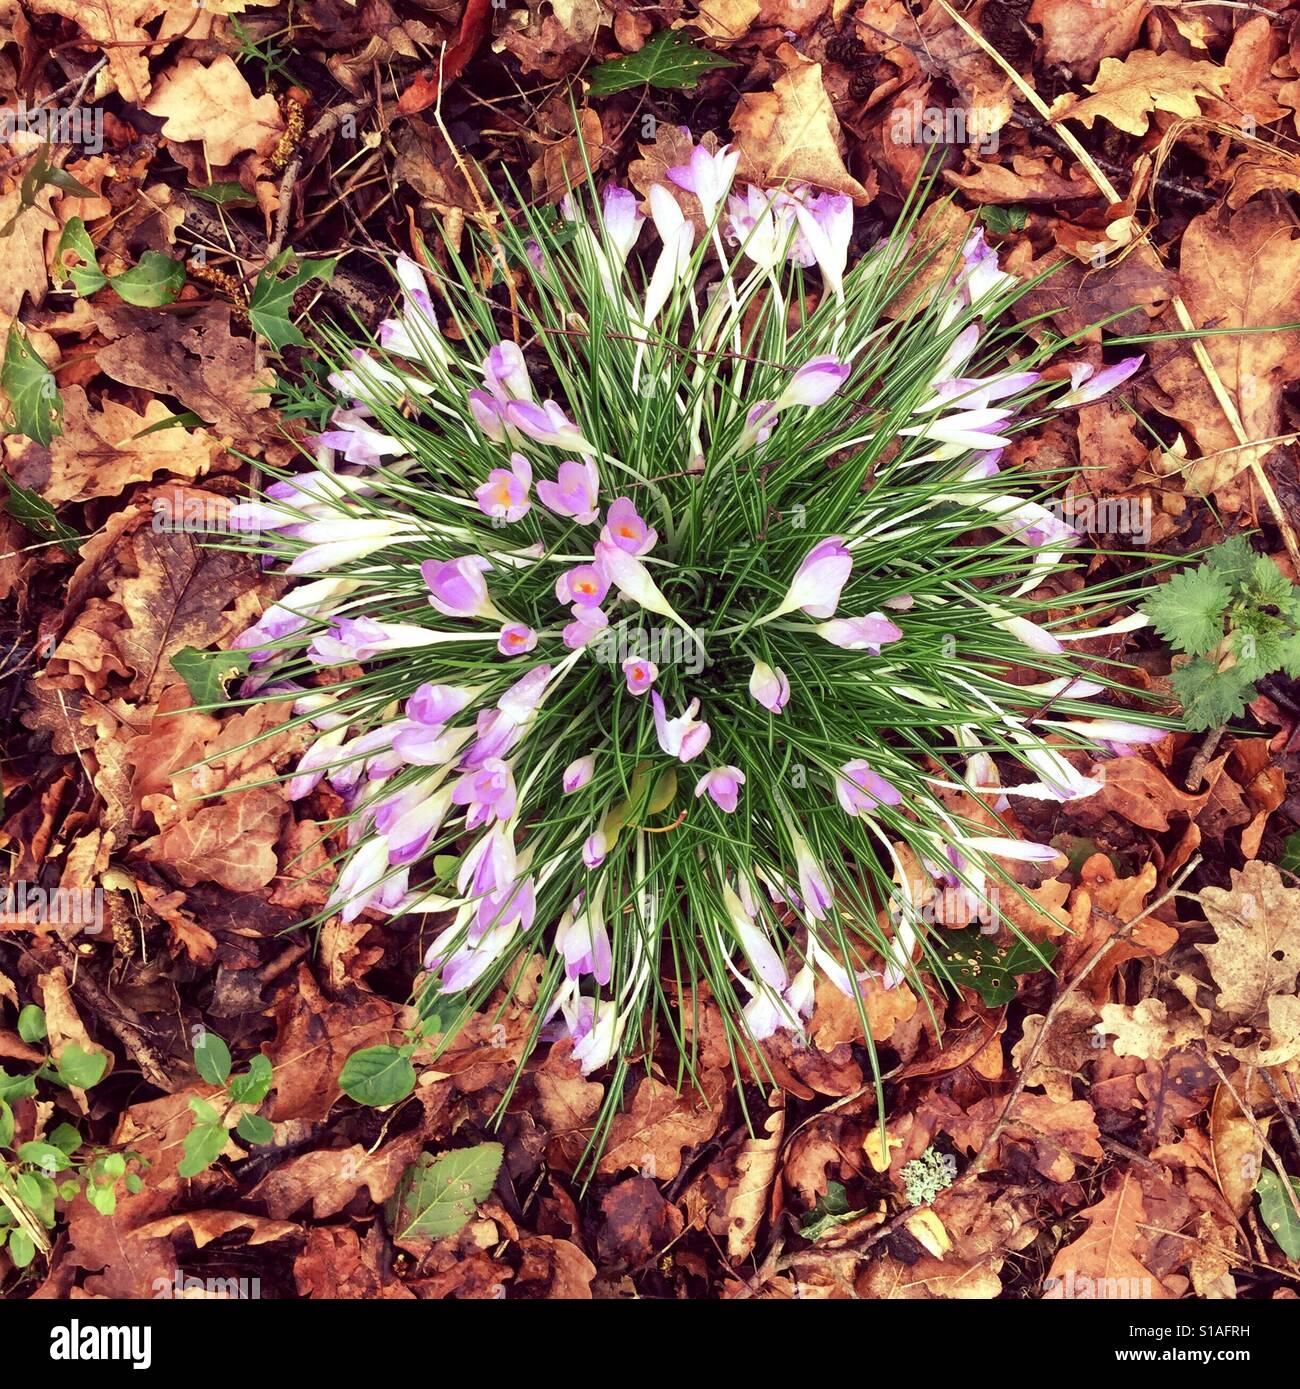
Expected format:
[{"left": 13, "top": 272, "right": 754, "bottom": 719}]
[{"left": 144, "top": 55, "right": 285, "bottom": 166}]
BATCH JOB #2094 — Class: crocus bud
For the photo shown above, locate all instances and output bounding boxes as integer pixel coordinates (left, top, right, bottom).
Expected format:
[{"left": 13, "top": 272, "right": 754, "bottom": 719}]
[{"left": 749, "top": 660, "right": 790, "bottom": 713}]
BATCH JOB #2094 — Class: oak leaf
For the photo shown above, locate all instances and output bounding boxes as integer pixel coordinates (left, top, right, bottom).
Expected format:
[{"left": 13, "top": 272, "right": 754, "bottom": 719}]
[
  {"left": 731, "top": 53, "right": 871, "bottom": 202},
  {"left": 144, "top": 55, "right": 285, "bottom": 167},
  {"left": 1044, "top": 1170, "right": 1174, "bottom": 1298},
  {"left": 1048, "top": 51, "right": 1230, "bottom": 135}
]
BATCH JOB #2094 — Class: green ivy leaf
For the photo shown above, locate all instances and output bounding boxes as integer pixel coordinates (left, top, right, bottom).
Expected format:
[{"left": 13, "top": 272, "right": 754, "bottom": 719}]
[
  {"left": 193, "top": 1030, "right": 232, "bottom": 1086},
  {"left": 935, "top": 929, "right": 1057, "bottom": 1006},
  {"left": 339, "top": 1045, "right": 416, "bottom": 1107},
  {"left": 978, "top": 205, "right": 1028, "bottom": 234},
  {"left": 0, "top": 469, "right": 80, "bottom": 553},
  {"left": 0, "top": 1067, "right": 38, "bottom": 1104},
  {"left": 387, "top": 1143, "right": 504, "bottom": 1241},
  {"left": 587, "top": 30, "right": 736, "bottom": 97},
  {"left": 171, "top": 646, "right": 253, "bottom": 707},
  {"left": 799, "top": 1181, "right": 867, "bottom": 1242},
  {"left": 2, "top": 326, "right": 63, "bottom": 446},
  {"left": 1256, "top": 1168, "right": 1300, "bottom": 1258},
  {"left": 110, "top": 252, "right": 186, "bottom": 307},
  {"left": 248, "top": 250, "right": 338, "bottom": 351},
  {"left": 55, "top": 217, "right": 108, "bottom": 295},
  {"left": 55, "top": 1044, "right": 107, "bottom": 1090}
]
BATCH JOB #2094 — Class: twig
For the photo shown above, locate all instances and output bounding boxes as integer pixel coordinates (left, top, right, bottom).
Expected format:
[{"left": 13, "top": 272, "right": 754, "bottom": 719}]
[
  {"left": 267, "top": 100, "right": 371, "bottom": 262},
  {"left": 1185, "top": 725, "right": 1226, "bottom": 789}
]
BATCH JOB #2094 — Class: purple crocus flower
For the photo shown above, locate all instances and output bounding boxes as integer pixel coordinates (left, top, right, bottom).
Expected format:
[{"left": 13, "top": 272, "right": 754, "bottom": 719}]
[
  {"left": 563, "top": 604, "right": 609, "bottom": 650},
  {"left": 377, "top": 254, "right": 449, "bottom": 364},
  {"left": 835, "top": 759, "right": 902, "bottom": 817},
  {"left": 600, "top": 496, "right": 657, "bottom": 556},
  {"left": 307, "top": 615, "right": 443, "bottom": 665},
  {"left": 622, "top": 657, "right": 658, "bottom": 695},
  {"left": 600, "top": 183, "right": 644, "bottom": 262},
  {"left": 773, "top": 536, "right": 852, "bottom": 620},
  {"left": 474, "top": 452, "right": 532, "bottom": 522},
  {"left": 498, "top": 623, "right": 537, "bottom": 656},
  {"left": 555, "top": 896, "right": 612, "bottom": 985},
  {"left": 475, "top": 874, "right": 536, "bottom": 940},
  {"left": 503, "top": 399, "right": 593, "bottom": 453},
  {"left": 325, "top": 836, "right": 390, "bottom": 923},
  {"left": 695, "top": 765, "right": 745, "bottom": 813},
  {"left": 318, "top": 408, "right": 408, "bottom": 467},
  {"left": 651, "top": 692, "right": 711, "bottom": 762},
  {"left": 738, "top": 399, "right": 780, "bottom": 450},
  {"left": 1053, "top": 356, "right": 1144, "bottom": 408},
  {"left": 483, "top": 340, "right": 534, "bottom": 404},
  {"left": 775, "top": 355, "right": 851, "bottom": 410},
  {"left": 537, "top": 458, "right": 600, "bottom": 524},
  {"left": 422, "top": 554, "right": 498, "bottom": 619},
  {"left": 749, "top": 660, "right": 790, "bottom": 714},
  {"left": 468, "top": 388, "right": 508, "bottom": 442},
  {"left": 407, "top": 682, "right": 474, "bottom": 726},
  {"left": 793, "top": 836, "right": 833, "bottom": 921},
  {"left": 582, "top": 831, "right": 608, "bottom": 869},
  {"left": 667, "top": 142, "right": 740, "bottom": 223},
  {"left": 556, "top": 564, "right": 610, "bottom": 607},
  {"left": 792, "top": 190, "right": 853, "bottom": 297},
  {"left": 816, "top": 613, "right": 904, "bottom": 653},
  {"left": 288, "top": 728, "right": 346, "bottom": 800},
  {"left": 562, "top": 754, "right": 596, "bottom": 793},
  {"left": 452, "top": 757, "right": 517, "bottom": 830}
]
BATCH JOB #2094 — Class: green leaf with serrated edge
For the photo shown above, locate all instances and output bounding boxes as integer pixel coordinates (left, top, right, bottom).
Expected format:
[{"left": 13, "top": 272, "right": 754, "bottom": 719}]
[
  {"left": 248, "top": 250, "right": 338, "bottom": 350},
  {"left": 1143, "top": 564, "right": 1231, "bottom": 656},
  {"left": 0, "top": 470, "right": 80, "bottom": 552},
  {"left": 17, "top": 1004, "right": 45, "bottom": 1044},
  {"left": 1203, "top": 535, "right": 1255, "bottom": 588},
  {"left": 235, "top": 1112, "right": 274, "bottom": 1145},
  {"left": 178, "top": 1123, "right": 229, "bottom": 1179},
  {"left": 1169, "top": 658, "right": 1254, "bottom": 731},
  {"left": 171, "top": 646, "right": 253, "bottom": 707},
  {"left": 228, "top": 1054, "right": 273, "bottom": 1106},
  {"left": 1256, "top": 1169, "right": 1300, "bottom": 1258},
  {"left": 587, "top": 29, "right": 736, "bottom": 97},
  {"left": 2, "top": 326, "right": 63, "bottom": 446},
  {"left": 55, "top": 217, "right": 108, "bottom": 295},
  {"left": 339, "top": 1045, "right": 416, "bottom": 1107},
  {"left": 55, "top": 1044, "right": 106, "bottom": 1090},
  {"left": 193, "top": 1030, "right": 232, "bottom": 1086},
  {"left": 110, "top": 252, "right": 186, "bottom": 307},
  {"left": 387, "top": 1143, "right": 504, "bottom": 1241},
  {"left": 191, "top": 181, "right": 256, "bottom": 207},
  {"left": 935, "top": 929, "right": 1057, "bottom": 1007}
]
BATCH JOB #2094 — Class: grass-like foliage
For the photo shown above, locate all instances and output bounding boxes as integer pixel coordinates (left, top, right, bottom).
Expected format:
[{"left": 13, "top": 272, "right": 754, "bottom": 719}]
[{"left": 223, "top": 149, "right": 1163, "bottom": 1145}]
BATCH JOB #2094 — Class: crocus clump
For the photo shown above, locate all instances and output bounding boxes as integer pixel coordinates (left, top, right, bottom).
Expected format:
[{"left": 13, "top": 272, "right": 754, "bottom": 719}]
[{"left": 228, "top": 149, "right": 1156, "bottom": 1102}]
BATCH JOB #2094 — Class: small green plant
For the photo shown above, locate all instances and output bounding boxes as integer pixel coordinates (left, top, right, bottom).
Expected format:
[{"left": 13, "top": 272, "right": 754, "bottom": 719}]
[
  {"left": 0, "top": 1006, "right": 144, "bottom": 1269},
  {"left": 902, "top": 1145, "right": 957, "bottom": 1207},
  {"left": 55, "top": 216, "right": 186, "bottom": 308},
  {"left": 180, "top": 1029, "right": 276, "bottom": 1178},
  {"left": 1143, "top": 536, "right": 1300, "bottom": 730}
]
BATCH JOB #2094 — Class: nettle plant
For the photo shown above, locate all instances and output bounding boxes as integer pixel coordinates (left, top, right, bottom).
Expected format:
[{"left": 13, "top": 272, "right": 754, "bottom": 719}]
[{"left": 223, "top": 148, "right": 1162, "bottom": 1139}]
